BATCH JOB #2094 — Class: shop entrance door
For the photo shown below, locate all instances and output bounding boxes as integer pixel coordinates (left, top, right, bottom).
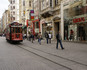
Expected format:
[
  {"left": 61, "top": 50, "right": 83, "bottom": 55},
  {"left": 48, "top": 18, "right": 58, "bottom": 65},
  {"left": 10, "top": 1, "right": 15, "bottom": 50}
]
[
  {"left": 54, "top": 22, "right": 59, "bottom": 38},
  {"left": 78, "top": 26, "right": 85, "bottom": 41}
]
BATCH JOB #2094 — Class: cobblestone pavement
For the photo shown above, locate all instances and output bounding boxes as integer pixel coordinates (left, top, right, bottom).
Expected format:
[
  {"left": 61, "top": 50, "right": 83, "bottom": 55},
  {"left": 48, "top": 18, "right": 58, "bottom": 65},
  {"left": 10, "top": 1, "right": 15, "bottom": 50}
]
[
  {"left": 0, "top": 37, "right": 87, "bottom": 70},
  {"left": 0, "top": 37, "right": 68, "bottom": 70},
  {"left": 20, "top": 39, "right": 87, "bottom": 70}
]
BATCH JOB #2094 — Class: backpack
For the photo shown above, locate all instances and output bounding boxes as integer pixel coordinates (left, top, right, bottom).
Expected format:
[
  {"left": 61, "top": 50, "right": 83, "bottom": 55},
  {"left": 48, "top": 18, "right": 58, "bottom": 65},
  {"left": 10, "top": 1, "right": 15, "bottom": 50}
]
[{"left": 45, "top": 33, "right": 49, "bottom": 38}]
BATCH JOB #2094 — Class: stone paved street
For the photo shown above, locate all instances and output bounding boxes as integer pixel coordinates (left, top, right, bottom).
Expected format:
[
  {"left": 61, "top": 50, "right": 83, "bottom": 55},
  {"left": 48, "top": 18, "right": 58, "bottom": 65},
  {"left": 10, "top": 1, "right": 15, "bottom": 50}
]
[
  {"left": 20, "top": 38, "right": 87, "bottom": 70},
  {"left": 0, "top": 37, "right": 87, "bottom": 70}
]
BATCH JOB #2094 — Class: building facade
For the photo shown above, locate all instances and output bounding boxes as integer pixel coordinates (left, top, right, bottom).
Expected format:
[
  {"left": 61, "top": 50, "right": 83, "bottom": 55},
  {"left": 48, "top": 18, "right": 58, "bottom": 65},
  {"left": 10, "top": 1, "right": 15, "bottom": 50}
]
[
  {"left": 62, "top": 0, "right": 87, "bottom": 42},
  {"left": 40, "top": 0, "right": 63, "bottom": 39},
  {"left": 32, "top": 0, "right": 41, "bottom": 35},
  {"left": 8, "top": 0, "right": 19, "bottom": 23}
]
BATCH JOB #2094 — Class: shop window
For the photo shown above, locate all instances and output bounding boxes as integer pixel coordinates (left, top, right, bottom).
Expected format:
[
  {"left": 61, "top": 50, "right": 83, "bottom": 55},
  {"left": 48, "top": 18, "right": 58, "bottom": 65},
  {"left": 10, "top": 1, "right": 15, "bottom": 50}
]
[{"left": 36, "top": 22, "right": 39, "bottom": 28}]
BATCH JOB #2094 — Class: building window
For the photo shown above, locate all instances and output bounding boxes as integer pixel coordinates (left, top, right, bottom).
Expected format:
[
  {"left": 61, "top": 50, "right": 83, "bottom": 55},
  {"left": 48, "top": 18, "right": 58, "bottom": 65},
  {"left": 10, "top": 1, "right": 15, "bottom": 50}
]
[
  {"left": 55, "top": 0, "right": 58, "bottom": 6},
  {"left": 13, "top": 6, "right": 15, "bottom": 9},
  {"left": 11, "top": 6, "right": 12, "bottom": 10},
  {"left": 13, "top": 11, "right": 15, "bottom": 15},
  {"left": 11, "top": 1, "right": 12, "bottom": 4},
  {"left": 42, "top": 0, "right": 45, "bottom": 9},
  {"left": 23, "top": 0, "right": 25, "bottom": 6},
  {"left": 46, "top": 0, "right": 49, "bottom": 6},
  {"left": 13, "top": 17, "right": 15, "bottom": 20},
  {"left": 29, "top": 1, "right": 31, "bottom": 7},
  {"left": 13, "top": 0, "right": 15, "bottom": 3},
  {"left": 86, "top": 0, "right": 87, "bottom": 4},
  {"left": 50, "top": 0, "right": 52, "bottom": 7}
]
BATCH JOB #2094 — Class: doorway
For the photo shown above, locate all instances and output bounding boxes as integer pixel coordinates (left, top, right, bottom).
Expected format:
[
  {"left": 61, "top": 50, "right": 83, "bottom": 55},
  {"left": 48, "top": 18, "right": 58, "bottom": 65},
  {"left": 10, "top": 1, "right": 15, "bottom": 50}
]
[
  {"left": 54, "top": 22, "right": 59, "bottom": 38},
  {"left": 78, "top": 26, "right": 85, "bottom": 41}
]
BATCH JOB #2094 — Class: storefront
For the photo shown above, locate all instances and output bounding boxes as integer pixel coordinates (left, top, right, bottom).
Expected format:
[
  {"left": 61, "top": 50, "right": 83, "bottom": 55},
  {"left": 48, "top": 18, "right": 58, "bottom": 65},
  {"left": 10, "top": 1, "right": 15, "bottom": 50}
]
[
  {"left": 42, "top": 22, "right": 53, "bottom": 37},
  {"left": 32, "top": 19, "right": 40, "bottom": 35},
  {"left": 64, "top": 15, "right": 87, "bottom": 41}
]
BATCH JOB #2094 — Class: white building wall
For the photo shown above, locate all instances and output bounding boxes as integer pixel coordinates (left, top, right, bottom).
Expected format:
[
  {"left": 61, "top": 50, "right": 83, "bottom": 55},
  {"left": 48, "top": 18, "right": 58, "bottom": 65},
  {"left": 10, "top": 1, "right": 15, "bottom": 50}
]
[{"left": 9, "top": 0, "right": 19, "bottom": 22}]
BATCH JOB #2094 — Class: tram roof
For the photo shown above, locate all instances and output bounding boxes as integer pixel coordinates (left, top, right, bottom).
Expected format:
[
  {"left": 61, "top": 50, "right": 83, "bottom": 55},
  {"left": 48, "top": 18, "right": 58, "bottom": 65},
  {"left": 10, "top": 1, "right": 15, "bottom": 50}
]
[{"left": 8, "top": 22, "right": 22, "bottom": 26}]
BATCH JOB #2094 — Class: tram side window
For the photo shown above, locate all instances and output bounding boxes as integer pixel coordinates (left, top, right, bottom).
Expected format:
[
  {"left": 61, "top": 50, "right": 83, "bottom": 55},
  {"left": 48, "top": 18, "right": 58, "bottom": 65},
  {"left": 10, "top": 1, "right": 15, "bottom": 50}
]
[
  {"left": 15, "top": 28, "right": 17, "bottom": 33},
  {"left": 20, "top": 27, "right": 22, "bottom": 33},
  {"left": 11, "top": 28, "right": 13, "bottom": 33},
  {"left": 8, "top": 28, "right": 10, "bottom": 33},
  {"left": 11, "top": 28, "right": 14, "bottom": 33}
]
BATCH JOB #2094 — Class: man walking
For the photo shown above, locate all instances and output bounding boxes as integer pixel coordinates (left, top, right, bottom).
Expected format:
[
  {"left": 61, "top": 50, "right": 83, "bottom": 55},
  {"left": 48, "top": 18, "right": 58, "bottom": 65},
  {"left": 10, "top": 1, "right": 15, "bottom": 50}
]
[
  {"left": 56, "top": 31, "right": 64, "bottom": 50},
  {"left": 45, "top": 31, "right": 49, "bottom": 44}
]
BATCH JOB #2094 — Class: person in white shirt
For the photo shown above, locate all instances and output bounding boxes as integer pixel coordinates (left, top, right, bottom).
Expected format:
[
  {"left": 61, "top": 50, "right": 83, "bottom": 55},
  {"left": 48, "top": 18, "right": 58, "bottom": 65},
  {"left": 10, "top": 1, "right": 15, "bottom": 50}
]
[{"left": 48, "top": 32, "right": 52, "bottom": 43}]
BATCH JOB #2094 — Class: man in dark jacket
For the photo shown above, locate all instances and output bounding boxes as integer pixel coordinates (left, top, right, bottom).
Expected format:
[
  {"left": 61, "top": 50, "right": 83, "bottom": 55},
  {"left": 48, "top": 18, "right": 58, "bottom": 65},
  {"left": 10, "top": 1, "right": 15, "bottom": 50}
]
[
  {"left": 45, "top": 32, "right": 49, "bottom": 44},
  {"left": 56, "top": 31, "right": 64, "bottom": 50}
]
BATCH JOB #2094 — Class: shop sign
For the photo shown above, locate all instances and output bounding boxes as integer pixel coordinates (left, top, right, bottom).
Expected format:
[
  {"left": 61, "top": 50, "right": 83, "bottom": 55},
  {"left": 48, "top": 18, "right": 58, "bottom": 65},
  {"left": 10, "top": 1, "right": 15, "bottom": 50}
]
[
  {"left": 30, "top": 10, "right": 34, "bottom": 20},
  {"left": 73, "top": 17, "right": 85, "bottom": 23}
]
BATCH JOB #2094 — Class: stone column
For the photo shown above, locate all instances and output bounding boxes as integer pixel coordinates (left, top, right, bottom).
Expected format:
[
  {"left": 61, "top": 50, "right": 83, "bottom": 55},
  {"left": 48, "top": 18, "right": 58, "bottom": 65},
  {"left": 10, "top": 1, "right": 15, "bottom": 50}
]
[{"left": 60, "top": 2, "right": 64, "bottom": 40}]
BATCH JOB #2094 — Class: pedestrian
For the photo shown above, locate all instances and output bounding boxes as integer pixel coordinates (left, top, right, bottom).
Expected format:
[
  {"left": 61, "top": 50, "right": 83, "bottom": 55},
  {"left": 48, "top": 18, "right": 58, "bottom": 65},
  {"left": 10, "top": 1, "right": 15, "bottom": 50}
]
[
  {"left": 45, "top": 31, "right": 49, "bottom": 44},
  {"left": 29, "top": 33, "right": 31, "bottom": 41},
  {"left": 69, "top": 29, "right": 74, "bottom": 41},
  {"left": 38, "top": 32, "right": 42, "bottom": 45},
  {"left": 31, "top": 33, "right": 34, "bottom": 43},
  {"left": 48, "top": 32, "right": 52, "bottom": 43},
  {"left": 56, "top": 31, "right": 64, "bottom": 50},
  {"left": 23, "top": 34, "right": 26, "bottom": 40}
]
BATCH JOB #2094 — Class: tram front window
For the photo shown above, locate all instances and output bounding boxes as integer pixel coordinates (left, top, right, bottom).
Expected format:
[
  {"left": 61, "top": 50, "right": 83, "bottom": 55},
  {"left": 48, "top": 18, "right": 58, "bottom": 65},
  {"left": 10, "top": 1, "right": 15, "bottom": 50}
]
[{"left": 15, "top": 27, "right": 22, "bottom": 33}]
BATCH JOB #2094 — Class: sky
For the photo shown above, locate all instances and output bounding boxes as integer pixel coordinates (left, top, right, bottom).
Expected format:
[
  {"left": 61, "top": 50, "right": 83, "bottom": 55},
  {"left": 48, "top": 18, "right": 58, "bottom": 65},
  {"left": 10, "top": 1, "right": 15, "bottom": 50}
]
[{"left": 0, "top": 0, "right": 9, "bottom": 18}]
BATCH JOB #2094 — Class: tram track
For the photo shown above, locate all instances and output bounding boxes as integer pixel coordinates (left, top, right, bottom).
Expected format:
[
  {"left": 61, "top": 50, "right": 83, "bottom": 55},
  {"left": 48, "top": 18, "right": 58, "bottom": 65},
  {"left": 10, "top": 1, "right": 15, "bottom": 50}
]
[
  {"left": 21, "top": 44, "right": 87, "bottom": 67},
  {"left": 17, "top": 45, "right": 72, "bottom": 70},
  {"left": 15, "top": 43, "right": 87, "bottom": 70}
]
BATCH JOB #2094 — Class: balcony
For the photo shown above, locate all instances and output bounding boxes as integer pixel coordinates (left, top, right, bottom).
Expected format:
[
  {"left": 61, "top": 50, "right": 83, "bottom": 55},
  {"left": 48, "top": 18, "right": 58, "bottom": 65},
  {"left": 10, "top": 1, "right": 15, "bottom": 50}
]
[{"left": 40, "top": 7, "right": 54, "bottom": 18}]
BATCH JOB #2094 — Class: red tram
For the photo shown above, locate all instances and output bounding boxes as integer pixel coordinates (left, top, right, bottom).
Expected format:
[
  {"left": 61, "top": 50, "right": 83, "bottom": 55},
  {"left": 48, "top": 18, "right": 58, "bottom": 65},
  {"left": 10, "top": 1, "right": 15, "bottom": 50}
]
[{"left": 5, "top": 22, "right": 23, "bottom": 42}]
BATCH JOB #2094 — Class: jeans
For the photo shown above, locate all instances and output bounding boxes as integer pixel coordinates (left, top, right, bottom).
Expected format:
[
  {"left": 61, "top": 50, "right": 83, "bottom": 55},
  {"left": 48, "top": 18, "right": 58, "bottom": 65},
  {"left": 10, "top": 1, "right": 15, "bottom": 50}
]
[
  {"left": 49, "top": 38, "right": 51, "bottom": 43},
  {"left": 46, "top": 38, "right": 48, "bottom": 44},
  {"left": 56, "top": 40, "right": 64, "bottom": 49},
  {"left": 38, "top": 38, "right": 41, "bottom": 44}
]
